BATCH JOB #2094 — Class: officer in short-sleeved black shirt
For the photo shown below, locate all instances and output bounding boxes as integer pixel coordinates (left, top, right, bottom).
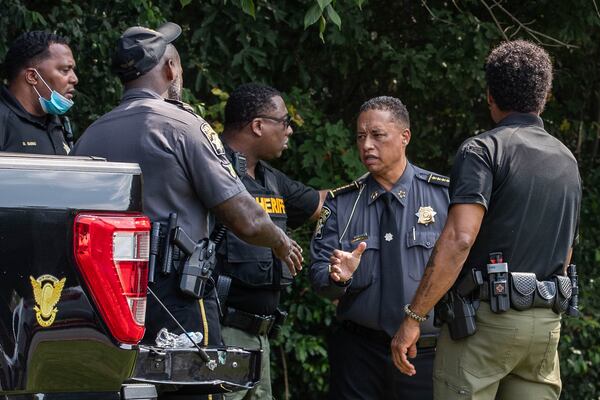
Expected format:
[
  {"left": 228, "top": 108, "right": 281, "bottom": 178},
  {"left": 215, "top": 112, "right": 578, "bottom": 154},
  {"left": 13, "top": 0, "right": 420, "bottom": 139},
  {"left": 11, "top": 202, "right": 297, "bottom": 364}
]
[
  {"left": 1, "top": 31, "right": 78, "bottom": 154},
  {"left": 393, "top": 41, "right": 581, "bottom": 400},
  {"left": 217, "top": 83, "right": 325, "bottom": 400}
]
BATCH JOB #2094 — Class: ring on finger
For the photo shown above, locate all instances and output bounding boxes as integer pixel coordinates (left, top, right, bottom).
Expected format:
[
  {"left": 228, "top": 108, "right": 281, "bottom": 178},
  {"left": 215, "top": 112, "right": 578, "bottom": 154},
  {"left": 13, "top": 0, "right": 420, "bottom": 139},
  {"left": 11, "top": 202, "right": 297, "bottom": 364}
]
[{"left": 327, "top": 264, "right": 332, "bottom": 273}]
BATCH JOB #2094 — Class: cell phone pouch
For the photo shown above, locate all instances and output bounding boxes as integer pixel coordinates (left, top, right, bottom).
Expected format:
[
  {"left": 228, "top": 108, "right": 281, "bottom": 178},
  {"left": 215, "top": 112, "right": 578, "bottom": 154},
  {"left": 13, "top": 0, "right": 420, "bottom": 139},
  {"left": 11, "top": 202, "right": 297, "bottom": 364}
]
[
  {"left": 509, "top": 272, "right": 536, "bottom": 311},
  {"left": 552, "top": 275, "right": 572, "bottom": 314}
]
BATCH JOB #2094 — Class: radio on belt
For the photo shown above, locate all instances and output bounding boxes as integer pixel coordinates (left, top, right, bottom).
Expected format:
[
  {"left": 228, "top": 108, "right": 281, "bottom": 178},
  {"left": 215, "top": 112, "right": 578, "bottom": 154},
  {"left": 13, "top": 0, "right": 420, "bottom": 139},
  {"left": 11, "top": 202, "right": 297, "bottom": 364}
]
[{"left": 487, "top": 252, "right": 510, "bottom": 313}]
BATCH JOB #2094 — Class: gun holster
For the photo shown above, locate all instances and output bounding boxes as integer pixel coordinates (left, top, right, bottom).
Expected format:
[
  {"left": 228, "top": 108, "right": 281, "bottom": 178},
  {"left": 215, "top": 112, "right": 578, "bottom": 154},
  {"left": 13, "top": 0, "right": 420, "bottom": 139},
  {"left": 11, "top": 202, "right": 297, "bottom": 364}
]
[
  {"left": 434, "top": 268, "right": 482, "bottom": 340},
  {"left": 268, "top": 308, "right": 288, "bottom": 340},
  {"left": 178, "top": 239, "right": 216, "bottom": 298},
  {"left": 172, "top": 227, "right": 217, "bottom": 299}
]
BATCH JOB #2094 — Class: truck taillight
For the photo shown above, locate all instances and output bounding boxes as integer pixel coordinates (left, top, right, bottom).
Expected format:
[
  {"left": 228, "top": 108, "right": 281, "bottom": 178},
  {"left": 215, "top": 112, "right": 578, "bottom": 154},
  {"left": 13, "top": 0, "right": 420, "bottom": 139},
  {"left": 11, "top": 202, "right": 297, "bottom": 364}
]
[{"left": 74, "top": 213, "right": 150, "bottom": 344}]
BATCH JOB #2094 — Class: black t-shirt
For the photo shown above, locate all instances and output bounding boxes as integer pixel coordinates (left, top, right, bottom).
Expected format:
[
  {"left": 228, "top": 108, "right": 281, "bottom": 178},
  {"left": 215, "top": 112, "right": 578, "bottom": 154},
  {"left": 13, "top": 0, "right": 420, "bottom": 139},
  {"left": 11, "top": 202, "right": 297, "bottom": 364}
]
[
  {"left": 226, "top": 161, "right": 320, "bottom": 315},
  {"left": 0, "top": 86, "right": 69, "bottom": 155},
  {"left": 450, "top": 113, "right": 581, "bottom": 279}
]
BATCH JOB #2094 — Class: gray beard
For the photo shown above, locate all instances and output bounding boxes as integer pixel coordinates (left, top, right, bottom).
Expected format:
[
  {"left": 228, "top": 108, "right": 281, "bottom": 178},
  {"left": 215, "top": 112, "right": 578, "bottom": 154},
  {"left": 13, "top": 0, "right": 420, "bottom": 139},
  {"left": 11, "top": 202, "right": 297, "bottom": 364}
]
[{"left": 167, "top": 77, "right": 182, "bottom": 101}]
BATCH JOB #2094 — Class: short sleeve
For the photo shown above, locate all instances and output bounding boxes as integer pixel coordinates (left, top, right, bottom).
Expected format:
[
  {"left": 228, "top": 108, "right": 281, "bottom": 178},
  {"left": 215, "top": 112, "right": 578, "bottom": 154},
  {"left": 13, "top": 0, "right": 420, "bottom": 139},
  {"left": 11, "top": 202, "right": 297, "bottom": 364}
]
[
  {"left": 177, "top": 121, "right": 245, "bottom": 209},
  {"left": 449, "top": 140, "right": 494, "bottom": 210},
  {"left": 273, "top": 168, "right": 320, "bottom": 228}
]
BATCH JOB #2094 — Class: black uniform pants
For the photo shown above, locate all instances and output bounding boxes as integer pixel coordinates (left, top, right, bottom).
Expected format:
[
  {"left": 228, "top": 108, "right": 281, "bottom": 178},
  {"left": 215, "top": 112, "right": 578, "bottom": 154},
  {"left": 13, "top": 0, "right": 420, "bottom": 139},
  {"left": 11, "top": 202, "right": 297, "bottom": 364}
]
[{"left": 328, "top": 324, "right": 434, "bottom": 400}]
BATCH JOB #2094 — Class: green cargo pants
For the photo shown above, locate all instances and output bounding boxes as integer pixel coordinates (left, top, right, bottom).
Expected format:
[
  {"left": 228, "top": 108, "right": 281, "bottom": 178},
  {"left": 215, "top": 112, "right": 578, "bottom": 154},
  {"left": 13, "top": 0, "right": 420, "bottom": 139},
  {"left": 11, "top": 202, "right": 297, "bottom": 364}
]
[
  {"left": 433, "top": 304, "right": 562, "bottom": 400},
  {"left": 222, "top": 326, "right": 272, "bottom": 400}
]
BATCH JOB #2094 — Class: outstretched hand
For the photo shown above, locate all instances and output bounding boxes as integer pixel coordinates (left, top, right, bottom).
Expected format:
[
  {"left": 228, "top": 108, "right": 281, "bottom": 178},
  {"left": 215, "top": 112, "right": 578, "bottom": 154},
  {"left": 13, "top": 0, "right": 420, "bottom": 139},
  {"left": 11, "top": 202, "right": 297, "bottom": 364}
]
[{"left": 328, "top": 242, "right": 367, "bottom": 283}]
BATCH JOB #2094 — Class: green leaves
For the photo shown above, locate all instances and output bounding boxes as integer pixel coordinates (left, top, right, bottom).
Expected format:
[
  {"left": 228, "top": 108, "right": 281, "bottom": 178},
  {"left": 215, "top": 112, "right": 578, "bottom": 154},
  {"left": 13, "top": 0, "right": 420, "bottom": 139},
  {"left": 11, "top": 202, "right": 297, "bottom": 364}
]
[
  {"left": 240, "top": 0, "right": 256, "bottom": 18},
  {"left": 180, "top": 0, "right": 192, "bottom": 7},
  {"left": 304, "top": 0, "right": 343, "bottom": 41},
  {"left": 304, "top": 3, "right": 322, "bottom": 29},
  {"left": 326, "top": 5, "right": 341, "bottom": 29}
]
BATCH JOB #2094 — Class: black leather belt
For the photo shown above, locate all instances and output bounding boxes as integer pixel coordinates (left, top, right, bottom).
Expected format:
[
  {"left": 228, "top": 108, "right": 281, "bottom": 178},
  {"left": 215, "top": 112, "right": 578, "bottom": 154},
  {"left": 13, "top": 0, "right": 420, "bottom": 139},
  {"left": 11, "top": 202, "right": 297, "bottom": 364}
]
[
  {"left": 222, "top": 307, "right": 276, "bottom": 336},
  {"left": 341, "top": 321, "right": 437, "bottom": 349}
]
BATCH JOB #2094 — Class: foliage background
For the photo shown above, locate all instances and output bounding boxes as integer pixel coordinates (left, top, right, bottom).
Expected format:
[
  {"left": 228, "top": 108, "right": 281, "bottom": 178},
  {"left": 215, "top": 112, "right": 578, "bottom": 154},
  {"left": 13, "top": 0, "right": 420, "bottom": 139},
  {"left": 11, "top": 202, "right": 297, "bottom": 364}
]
[{"left": 1, "top": 0, "right": 599, "bottom": 398}]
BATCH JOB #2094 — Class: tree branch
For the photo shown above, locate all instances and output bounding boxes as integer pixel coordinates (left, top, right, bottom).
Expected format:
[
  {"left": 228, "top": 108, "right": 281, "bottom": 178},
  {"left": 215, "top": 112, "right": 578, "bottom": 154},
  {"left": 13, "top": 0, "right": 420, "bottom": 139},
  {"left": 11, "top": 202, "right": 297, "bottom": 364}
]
[
  {"left": 480, "top": 0, "right": 509, "bottom": 41},
  {"left": 593, "top": 0, "right": 600, "bottom": 20},
  {"left": 490, "top": 0, "right": 578, "bottom": 48}
]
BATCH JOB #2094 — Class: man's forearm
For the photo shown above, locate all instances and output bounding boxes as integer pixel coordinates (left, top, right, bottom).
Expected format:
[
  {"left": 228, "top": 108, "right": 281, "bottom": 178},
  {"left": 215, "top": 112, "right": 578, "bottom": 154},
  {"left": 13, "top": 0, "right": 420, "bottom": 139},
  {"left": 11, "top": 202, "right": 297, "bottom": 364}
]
[
  {"left": 409, "top": 234, "right": 472, "bottom": 317},
  {"left": 409, "top": 203, "right": 485, "bottom": 317}
]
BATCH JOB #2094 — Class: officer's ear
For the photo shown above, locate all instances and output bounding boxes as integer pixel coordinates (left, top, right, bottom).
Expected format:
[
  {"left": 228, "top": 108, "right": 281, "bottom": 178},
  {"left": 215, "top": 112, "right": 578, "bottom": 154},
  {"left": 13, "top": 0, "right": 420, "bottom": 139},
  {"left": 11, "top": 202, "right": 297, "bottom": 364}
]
[
  {"left": 401, "top": 127, "right": 411, "bottom": 147},
  {"left": 249, "top": 118, "right": 263, "bottom": 137},
  {"left": 23, "top": 68, "right": 39, "bottom": 86},
  {"left": 164, "top": 58, "right": 177, "bottom": 83}
]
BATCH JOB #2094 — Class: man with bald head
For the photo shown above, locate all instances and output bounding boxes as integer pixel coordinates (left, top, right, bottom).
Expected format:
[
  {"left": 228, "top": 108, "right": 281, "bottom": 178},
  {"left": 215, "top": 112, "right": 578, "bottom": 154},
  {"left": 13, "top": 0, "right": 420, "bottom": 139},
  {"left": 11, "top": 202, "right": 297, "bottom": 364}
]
[{"left": 72, "top": 24, "right": 303, "bottom": 399}]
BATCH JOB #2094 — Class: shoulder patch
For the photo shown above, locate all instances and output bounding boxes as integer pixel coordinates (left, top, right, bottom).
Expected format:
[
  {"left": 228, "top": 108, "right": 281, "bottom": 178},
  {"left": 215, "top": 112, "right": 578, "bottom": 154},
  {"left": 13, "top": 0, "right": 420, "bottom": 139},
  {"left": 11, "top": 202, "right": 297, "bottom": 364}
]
[
  {"left": 200, "top": 121, "right": 226, "bottom": 156},
  {"left": 313, "top": 206, "right": 331, "bottom": 240},
  {"left": 416, "top": 172, "right": 450, "bottom": 188}
]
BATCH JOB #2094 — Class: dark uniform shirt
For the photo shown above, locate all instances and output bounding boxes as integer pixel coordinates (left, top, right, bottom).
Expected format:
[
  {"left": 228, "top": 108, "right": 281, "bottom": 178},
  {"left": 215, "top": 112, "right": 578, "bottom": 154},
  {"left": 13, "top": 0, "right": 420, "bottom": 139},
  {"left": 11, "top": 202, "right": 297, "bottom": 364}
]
[
  {"left": 224, "top": 159, "right": 319, "bottom": 315},
  {"left": 72, "top": 88, "right": 246, "bottom": 344},
  {"left": 451, "top": 113, "right": 581, "bottom": 279},
  {"left": 0, "top": 86, "right": 69, "bottom": 154},
  {"left": 310, "top": 163, "right": 449, "bottom": 335}
]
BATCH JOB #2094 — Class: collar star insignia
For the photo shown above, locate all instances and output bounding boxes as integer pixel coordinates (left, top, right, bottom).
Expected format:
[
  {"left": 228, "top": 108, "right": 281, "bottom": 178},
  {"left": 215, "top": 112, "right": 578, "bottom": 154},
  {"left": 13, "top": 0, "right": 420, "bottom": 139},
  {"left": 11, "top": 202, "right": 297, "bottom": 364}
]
[
  {"left": 415, "top": 206, "right": 436, "bottom": 225},
  {"left": 371, "top": 191, "right": 379, "bottom": 200},
  {"left": 397, "top": 190, "right": 406, "bottom": 199},
  {"left": 384, "top": 232, "right": 394, "bottom": 242}
]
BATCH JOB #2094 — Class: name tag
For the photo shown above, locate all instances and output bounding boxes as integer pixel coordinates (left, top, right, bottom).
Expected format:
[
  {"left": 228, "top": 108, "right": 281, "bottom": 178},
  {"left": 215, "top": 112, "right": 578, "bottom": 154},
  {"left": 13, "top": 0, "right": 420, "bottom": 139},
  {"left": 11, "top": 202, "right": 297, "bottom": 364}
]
[{"left": 22, "top": 141, "right": 37, "bottom": 147}]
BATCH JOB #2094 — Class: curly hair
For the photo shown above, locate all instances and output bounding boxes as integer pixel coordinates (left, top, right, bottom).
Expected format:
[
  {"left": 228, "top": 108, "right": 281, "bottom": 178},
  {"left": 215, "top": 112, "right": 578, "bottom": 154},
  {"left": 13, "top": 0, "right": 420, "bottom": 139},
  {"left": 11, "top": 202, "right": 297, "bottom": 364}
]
[
  {"left": 359, "top": 96, "right": 410, "bottom": 129},
  {"left": 224, "top": 83, "right": 281, "bottom": 130},
  {"left": 485, "top": 40, "right": 553, "bottom": 113},
  {"left": 3, "top": 31, "right": 70, "bottom": 82}
]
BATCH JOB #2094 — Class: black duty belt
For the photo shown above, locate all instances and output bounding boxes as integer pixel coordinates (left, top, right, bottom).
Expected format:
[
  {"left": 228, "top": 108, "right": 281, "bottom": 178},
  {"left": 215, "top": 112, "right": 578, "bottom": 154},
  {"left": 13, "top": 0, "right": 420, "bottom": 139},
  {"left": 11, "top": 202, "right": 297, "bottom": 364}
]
[
  {"left": 222, "top": 307, "right": 276, "bottom": 336},
  {"left": 341, "top": 321, "right": 437, "bottom": 349}
]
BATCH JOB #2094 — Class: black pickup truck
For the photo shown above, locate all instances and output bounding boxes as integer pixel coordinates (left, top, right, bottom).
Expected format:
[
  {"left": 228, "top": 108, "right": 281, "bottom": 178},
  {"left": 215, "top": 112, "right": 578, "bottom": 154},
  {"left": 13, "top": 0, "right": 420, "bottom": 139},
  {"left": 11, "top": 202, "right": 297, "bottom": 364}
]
[{"left": 0, "top": 153, "right": 260, "bottom": 399}]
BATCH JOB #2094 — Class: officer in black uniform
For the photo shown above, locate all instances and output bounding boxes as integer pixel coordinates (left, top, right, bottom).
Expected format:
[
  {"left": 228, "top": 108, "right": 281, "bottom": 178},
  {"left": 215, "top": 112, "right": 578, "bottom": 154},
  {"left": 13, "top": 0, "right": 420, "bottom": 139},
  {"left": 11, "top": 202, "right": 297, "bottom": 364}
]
[
  {"left": 393, "top": 40, "right": 582, "bottom": 400},
  {"left": 0, "top": 31, "right": 77, "bottom": 154},
  {"left": 72, "top": 23, "right": 303, "bottom": 400},
  {"left": 217, "top": 83, "right": 326, "bottom": 400},
  {"left": 310, "top": 96, "right": 449, "bottom": 399}
]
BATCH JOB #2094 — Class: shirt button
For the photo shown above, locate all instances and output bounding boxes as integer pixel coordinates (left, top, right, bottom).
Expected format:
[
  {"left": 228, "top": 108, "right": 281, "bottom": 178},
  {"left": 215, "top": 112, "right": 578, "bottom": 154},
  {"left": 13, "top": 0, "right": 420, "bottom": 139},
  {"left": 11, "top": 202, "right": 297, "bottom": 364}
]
[{"left": 426, "top": 241, "right": 431, "bottom": 246}]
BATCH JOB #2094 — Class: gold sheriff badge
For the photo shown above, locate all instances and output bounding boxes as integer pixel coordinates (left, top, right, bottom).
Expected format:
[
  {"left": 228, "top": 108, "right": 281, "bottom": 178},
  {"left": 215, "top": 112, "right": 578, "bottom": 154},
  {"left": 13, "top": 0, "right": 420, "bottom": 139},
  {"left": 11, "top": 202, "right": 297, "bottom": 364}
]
[
  {"left": 30, "top": 274, "right": 66, "bottom": 327},
  {"left": 416, "top": 206, "right": 437, "bottom": 225}
]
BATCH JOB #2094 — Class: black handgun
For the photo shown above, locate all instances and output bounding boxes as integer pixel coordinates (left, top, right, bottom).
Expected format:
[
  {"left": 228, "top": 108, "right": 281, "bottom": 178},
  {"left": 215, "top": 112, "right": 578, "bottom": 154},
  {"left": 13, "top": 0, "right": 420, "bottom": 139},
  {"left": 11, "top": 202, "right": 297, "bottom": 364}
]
[{"left": 173, "top": 227, "right": 217, "bottom": 298}]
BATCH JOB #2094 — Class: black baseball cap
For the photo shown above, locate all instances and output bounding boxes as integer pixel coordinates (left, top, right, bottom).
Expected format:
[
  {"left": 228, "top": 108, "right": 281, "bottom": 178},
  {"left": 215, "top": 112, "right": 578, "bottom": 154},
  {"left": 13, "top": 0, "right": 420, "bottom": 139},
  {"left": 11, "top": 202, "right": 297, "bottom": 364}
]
[{"left": 112, "top": 22, "right": 182, "bottom": 83}]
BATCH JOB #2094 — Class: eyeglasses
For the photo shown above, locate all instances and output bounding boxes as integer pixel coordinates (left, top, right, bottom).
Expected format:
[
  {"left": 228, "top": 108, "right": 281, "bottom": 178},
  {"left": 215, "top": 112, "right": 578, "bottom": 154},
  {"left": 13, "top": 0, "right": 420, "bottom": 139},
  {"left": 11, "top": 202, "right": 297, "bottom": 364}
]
[{"left": 254, "top": 114, "right": 292, "bottom": 129}]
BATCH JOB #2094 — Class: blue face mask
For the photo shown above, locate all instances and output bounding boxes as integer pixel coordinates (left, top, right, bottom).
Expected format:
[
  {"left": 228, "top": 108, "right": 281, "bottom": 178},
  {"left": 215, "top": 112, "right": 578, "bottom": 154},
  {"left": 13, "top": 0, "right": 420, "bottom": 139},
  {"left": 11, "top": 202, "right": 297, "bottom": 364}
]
[{"left": 32, "top": 69, "right": 74, "bottom": 115}]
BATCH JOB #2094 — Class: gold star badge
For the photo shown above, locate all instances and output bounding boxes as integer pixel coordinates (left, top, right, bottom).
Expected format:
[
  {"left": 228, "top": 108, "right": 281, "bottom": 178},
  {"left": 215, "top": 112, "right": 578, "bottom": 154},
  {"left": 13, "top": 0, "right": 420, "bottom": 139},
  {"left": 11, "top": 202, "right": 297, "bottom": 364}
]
[{"left": 415, "top": 206, "right": 436, "bottom": 225}]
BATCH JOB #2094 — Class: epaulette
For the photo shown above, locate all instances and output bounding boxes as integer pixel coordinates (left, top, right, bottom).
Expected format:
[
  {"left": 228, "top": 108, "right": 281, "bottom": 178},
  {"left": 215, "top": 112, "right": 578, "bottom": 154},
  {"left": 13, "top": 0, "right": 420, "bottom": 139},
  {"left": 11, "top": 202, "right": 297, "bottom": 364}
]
[
  {"left": 328, "top": 174, "right": 368, "bottom": 198},
  {"left": 164, "top": 98, "right": 197, "bottom": 117},
  {"left": 416, "top": 172, "right": 450, "bottom": 188}
]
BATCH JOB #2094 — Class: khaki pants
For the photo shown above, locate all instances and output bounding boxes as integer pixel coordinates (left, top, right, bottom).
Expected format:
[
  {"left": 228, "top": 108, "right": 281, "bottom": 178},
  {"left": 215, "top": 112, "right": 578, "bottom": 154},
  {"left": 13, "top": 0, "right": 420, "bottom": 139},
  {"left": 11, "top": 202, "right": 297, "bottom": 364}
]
[
  {"left": 433, "top": 304, "right": 562, "bottom": 400},
  {"left": 222, "top": 326, "right": 272, "bottom": 400}
]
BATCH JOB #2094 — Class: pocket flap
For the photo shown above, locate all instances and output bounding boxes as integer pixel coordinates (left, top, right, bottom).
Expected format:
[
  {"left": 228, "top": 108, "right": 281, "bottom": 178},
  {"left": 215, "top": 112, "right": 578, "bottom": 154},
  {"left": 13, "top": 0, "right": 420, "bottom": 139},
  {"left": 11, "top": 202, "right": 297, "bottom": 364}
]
[
  {"left": 406, "top": 230, "right": 437, "bottom": 249},
  {"left": 510, "top": 272, "right": 536, "bottom": 296},
  {"left": 342, "top": 237, "right": 379, "bottom": 251},
  {"left": 536, "top": 280, "right": 556, "bottom": 300},
  {"left": 555, "top": 275, "right": 572, "bottom": 298}
]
